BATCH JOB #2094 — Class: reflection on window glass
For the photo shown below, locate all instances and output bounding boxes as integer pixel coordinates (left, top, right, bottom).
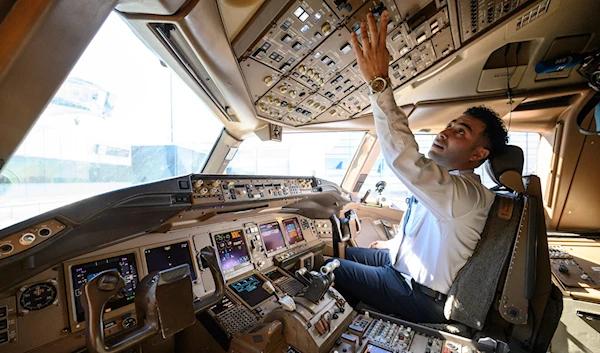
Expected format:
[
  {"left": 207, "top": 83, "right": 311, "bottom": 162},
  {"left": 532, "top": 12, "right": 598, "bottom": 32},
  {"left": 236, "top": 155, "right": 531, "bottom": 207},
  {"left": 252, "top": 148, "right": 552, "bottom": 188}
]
[
  {"left": 361, "top": 132, "right": 540, "bottom": 209},
  {"left": 0, "top": 13, "right": 224, "bottom": 230},
  {"left": 226, "top": 132, "right": 366, "bottom": 184}
]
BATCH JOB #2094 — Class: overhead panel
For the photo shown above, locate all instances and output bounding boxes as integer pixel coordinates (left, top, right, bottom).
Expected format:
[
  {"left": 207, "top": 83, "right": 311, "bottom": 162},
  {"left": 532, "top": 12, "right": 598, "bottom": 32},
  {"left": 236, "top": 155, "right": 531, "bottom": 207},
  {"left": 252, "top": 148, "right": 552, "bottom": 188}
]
[
  {"left": 248, "top": 0, "right": 340, "bottom": 73},
  {"left": 457, "top": 0, "right": 538, "bottom": 43},
  {"left": 236, "top": 0, "right": 542, "bottom": 126}
]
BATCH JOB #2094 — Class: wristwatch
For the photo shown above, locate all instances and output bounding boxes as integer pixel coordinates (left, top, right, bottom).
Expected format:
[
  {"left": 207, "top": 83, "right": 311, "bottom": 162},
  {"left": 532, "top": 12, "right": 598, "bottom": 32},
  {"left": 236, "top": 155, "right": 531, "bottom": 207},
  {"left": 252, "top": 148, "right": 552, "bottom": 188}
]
[{"left": 368, "top": 76, "right": 392, "bottom": 94}]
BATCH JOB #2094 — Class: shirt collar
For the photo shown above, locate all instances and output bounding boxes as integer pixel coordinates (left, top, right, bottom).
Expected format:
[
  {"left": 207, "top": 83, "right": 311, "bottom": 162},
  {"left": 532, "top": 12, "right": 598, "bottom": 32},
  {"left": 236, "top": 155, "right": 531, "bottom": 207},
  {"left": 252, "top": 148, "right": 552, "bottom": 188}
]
[{"left": 449, "top": 169, "right": 481, "bottom": 182}]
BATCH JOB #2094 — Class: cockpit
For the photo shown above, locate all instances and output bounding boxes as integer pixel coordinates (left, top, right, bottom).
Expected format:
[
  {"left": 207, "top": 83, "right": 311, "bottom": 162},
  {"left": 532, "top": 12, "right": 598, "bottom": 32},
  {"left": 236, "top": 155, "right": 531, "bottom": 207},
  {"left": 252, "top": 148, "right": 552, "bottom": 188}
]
[{"left": 1, "top": 1, "right": 599, "bottom": 353}]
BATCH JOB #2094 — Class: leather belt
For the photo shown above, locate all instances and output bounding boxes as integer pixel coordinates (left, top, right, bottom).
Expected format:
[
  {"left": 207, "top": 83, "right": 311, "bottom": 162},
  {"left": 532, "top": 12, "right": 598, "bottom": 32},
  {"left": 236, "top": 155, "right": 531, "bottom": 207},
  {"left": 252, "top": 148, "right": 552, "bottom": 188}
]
[{"left": 414, "top": 282, "right": 447, "bottom": 302}]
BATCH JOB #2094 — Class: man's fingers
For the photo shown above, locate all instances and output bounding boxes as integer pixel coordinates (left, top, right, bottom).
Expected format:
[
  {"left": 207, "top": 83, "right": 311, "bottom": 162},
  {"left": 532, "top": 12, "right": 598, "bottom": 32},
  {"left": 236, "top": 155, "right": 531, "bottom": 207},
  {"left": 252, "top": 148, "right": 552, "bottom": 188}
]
[
  {"left": 378, "top": 10, "right": 388, "bottom": 50},
  {"left": 367, "top": 13, "right": 378, "bottom": 50},
  {"left": 359, "top": 21, "right": 369, "bottom": 52},
  {"left": 350, "top": 32, "right": 364, "bottom": 62}
]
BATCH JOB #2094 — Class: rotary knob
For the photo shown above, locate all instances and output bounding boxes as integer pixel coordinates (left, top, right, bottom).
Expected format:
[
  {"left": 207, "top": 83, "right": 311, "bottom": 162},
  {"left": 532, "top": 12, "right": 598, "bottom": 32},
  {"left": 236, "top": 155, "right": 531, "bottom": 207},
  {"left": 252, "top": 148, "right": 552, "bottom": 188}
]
[
  {"left": 314, "top": 103, "right": 320, "bottom": 109},
  {"left": 258, "top": 103, "right": 267, "bottom": 112},
  {"left": 329, "top": 109, "right": 337, "bottom": 116},
  {"left": 314, "top": 73, "right": 320, "bottom": 79},
  {"left": 266, "top": 96, "right": 273, "bottom": 104},
  {"left": 274, "top": 98, "right": 281, "bottom": 105},
  {"left": 289, "top": 90, "right": 297, "bottom": 98},
  {"left": 298, "top": 65, "right": 306, "bottom": 74},
  {"left": 200, "top": 187, "right": 208, "bottom": 195},
  {"left": 307, "top": 69, "right": 314, "bottom": 78},
  {"left": 210, "top": 187, "right": 218, "bottom": 194},
  {"left": 287, "top": 104, "right": 294, "bottom": 112},
  {"left": 211, "top": 180, "right": 221, "bottom": 187},
  {"left": 318, "top": 78, "right": 324, "bottom": 85},
  {"left": 322, "top": 22, "right": 331, "bottom": 35},
  {"left": 320, "top": 106, "right": 326, "bottom": 111},
  {"left": 264, "top": 76, "right": 273, "bottom": 86},
  {"left": 279, "top": 86, "right": 287, "bottom": 93},
  {"left": 307, "top": 99, "right": 314, "bottom": 106},
  {"left": 193, "top": 180, "right": 203, "bottom": 190}
]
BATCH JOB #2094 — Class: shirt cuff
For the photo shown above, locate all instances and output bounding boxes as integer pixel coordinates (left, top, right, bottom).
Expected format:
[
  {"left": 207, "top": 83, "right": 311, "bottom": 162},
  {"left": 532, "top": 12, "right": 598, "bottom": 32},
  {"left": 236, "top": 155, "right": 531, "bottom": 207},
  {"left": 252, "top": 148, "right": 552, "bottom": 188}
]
[{"left": 369, "top": 86, "right": 395, "bottom": 108}]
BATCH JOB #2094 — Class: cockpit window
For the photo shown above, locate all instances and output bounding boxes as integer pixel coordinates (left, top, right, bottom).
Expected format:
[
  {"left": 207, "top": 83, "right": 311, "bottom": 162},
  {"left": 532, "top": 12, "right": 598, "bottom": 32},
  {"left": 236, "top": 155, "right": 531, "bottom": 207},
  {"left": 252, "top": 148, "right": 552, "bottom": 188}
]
[
  {"left": 361, "top": 132, "right": 540, "bottom": 209},
  {"left": 0, "top": 13, "right": 224, "bottom": 230},
  {"left": 226, "top": 132, "right": 366, "bottom": 184}
]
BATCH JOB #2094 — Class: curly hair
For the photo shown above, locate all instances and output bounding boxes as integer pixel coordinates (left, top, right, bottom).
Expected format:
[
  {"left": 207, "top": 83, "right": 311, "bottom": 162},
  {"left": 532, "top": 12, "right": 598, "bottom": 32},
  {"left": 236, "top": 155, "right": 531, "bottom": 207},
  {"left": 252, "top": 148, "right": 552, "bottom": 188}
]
[{"left": 463, "top": 106, "right": 508, "bottom": 159}]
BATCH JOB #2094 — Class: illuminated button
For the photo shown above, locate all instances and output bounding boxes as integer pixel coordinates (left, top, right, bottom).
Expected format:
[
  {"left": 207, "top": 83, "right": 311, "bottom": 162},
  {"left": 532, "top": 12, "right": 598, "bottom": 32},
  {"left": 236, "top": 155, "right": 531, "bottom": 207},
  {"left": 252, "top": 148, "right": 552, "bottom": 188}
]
[
  {"left": 264, "top": 76, "right": 273, "bottom": 86},
  {"left": 416, "top": 33, "right": 427, "bottom": 44},
  {"left": 340, "top": 42, "right": 352, "bottom": 54},
  {"left": 291, "top": 42, "right": 302, "bottom": 51},
  {"left": 20, "top": 233, "right": 36, "bottom": 246}
]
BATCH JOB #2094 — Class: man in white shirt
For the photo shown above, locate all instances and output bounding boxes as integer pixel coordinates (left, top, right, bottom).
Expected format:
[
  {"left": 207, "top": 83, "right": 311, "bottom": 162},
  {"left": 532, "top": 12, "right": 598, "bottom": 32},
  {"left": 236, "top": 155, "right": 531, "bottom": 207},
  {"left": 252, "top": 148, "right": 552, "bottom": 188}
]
[{"left": 329, "top": 10, "right": 508, "bottom": 323}]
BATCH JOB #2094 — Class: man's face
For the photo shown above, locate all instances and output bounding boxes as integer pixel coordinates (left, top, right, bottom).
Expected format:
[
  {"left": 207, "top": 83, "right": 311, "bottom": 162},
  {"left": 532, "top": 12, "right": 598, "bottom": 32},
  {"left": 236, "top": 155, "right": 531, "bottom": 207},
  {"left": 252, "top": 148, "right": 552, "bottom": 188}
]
[{"left": 428, "top": 115, "right": 490, "bottom": 170}]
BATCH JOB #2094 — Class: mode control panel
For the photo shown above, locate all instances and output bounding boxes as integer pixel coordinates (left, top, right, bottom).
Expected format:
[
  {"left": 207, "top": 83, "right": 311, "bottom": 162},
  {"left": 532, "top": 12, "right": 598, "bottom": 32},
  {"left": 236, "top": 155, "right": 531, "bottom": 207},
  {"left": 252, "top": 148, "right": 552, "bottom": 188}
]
[{"left": 190, "top": 177, "right": 318, "bottom": 206}]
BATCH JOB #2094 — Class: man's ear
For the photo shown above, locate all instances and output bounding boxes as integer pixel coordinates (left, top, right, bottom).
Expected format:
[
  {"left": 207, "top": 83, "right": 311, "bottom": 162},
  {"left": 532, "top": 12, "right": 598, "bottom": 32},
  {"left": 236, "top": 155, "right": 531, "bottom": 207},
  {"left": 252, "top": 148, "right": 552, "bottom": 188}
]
[{"left": 470, "top": 146, "right": 490, "bottom": 162}]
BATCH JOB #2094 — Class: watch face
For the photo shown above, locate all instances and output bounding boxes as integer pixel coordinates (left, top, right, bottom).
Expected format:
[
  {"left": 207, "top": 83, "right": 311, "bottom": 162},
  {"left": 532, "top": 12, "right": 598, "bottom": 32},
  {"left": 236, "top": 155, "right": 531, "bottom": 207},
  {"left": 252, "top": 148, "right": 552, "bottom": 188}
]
[{"left": 370, "top": 78, "right": 386, "bottom": 93}]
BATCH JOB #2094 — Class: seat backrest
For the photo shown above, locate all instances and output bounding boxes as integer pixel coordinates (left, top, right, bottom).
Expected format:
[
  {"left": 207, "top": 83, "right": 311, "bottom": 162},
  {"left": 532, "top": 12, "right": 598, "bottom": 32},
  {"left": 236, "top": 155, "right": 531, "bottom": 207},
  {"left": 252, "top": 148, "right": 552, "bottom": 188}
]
[
  {"left": 444, "top": 145, "right": 525, "bottom": 329},
  {"left": 443, "top": 146, "right": 560, "bottom": 351}
]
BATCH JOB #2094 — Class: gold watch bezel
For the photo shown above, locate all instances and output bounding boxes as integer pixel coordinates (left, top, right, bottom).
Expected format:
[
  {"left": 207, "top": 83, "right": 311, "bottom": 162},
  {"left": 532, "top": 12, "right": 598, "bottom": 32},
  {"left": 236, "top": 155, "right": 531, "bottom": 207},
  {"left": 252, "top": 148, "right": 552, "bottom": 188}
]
[{"left": 369, "top": 77, "right": 390, "bottom": 94}]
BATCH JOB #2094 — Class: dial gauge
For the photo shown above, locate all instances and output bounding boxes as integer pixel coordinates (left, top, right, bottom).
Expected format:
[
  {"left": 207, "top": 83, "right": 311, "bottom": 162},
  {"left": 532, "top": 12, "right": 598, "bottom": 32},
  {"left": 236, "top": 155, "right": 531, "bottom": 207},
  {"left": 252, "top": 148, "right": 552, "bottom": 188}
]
[{"left": 19, "top": 282, "right": 58, "bottom": 311}]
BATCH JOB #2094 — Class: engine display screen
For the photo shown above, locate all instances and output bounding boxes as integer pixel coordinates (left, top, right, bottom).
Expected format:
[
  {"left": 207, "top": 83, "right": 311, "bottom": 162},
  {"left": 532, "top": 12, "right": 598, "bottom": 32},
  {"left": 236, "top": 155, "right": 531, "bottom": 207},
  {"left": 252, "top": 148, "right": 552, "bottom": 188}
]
[
  {"left": 259, "top": 222, "right": 286, "bottom": 254},
  {"left": 70, "top": 253, "right": 138, "bottom": 323},
  {"left": 228, "top": 275, "right": 272, "bottom": 308},
  {"left": 144, "top": 241, "right": 197, "bottom": 281},
  {"left": 282, "top": 218, "right": 304, "bottom": 245},
  {"left": 213, "top": 229, "right": 250, "bottom": 271}
]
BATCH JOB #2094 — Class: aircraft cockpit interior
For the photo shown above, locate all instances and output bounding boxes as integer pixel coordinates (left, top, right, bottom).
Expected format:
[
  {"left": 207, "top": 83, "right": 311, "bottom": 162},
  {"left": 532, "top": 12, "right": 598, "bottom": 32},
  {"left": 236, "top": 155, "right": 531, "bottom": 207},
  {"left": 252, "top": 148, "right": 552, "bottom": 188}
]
[{"left": 1, "top": 0, "right": 599, "bottom": 353}]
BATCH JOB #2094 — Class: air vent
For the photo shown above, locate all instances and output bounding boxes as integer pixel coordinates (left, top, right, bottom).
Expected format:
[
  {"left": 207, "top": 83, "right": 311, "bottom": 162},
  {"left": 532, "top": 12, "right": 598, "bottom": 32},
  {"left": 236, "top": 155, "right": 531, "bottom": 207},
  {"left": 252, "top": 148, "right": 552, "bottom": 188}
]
[
  {"left": 516, "top": 0, "right": 551, "bottom": 30},
  {"left": 513, "top": 94, "right": 577, "bottom": 111},
  {"left": 151, "top": 24, "right": 240, "bottom": 122}
]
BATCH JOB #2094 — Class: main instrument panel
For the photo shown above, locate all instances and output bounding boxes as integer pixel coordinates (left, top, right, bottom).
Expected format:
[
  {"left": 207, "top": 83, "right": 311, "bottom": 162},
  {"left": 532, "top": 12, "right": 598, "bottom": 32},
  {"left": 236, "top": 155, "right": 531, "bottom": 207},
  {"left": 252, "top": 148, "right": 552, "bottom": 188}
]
[{"left": 237, "top": 0, "right": 539, "bottom": 126}]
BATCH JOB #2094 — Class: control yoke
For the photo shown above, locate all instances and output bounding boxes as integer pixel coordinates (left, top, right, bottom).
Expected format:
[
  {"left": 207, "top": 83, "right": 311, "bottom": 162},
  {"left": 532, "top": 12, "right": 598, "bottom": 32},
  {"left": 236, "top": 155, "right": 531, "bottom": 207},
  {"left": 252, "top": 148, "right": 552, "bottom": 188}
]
[
  {"left": 330, "top": 209, "right": 361, "bottom": 259},
  {"left": 82, "top": 246, "right": 225, "bottom": 353}
]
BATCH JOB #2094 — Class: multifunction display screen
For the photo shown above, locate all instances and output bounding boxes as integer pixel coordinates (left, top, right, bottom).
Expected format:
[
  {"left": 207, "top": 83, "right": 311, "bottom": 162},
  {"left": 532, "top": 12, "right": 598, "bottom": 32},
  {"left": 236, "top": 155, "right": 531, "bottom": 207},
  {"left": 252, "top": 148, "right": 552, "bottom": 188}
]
[
  {"left": 70, "top": 253, "right": 138, "bottom": 322},
  {"left": 259, "top": 222, "right": 286, "bottom": 254},
  {"left": 213, "top": 229, "right": 250, "bottom": 271},
  {"left": 282, "top": 218, "right": 304, "bottom": 245},
  {"left": 144, "top": 241, "right": 197, "bottom": 281},
  {"left": 228, "top": 275, "right": 272, "bottom": 308}
]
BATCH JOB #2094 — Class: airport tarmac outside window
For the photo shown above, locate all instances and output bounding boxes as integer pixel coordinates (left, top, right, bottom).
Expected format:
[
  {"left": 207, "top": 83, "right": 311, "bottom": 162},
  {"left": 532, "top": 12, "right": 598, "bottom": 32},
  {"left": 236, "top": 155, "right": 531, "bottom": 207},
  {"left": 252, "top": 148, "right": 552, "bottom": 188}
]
[
  {"left": 361, "top": 132, "right": 541, "bottom": 210},
  {"left": 226, "top": 132, "right": 366, "bottom": 185},
  {"left": 0, "top": 13, "right": 224, "bottom": 230}
]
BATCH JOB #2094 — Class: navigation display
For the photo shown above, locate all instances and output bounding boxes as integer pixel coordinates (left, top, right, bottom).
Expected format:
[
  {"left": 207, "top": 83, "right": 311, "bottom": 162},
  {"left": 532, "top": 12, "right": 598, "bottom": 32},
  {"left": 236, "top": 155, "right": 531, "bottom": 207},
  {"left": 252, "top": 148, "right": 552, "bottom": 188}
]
[
  {"left": 213, "top": 229, "right": 250, "bottom": 271},
  {"left": 259, "top": 222, "right": 286, "bottom": 254},
  {"left": 144, "top": 241, "right": 197, "bottom": 281},
  {"left": 70, "top": 253, "right": 138, "bottom": 323},
  {"left": 228, "top": 275, "right": 272, "bottom": 308},
  {"left": 282, "top": 218, "right": 304, "bottom": 245}
]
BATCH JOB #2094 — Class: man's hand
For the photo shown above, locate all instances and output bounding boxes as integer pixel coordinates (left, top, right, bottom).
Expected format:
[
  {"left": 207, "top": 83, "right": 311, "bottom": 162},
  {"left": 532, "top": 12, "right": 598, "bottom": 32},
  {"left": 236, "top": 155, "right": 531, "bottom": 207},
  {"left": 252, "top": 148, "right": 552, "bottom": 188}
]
[
  {"left": 350, "top": 10, "right": 391, "bottom": 83},
  {"left": 368, "top": 240, "right": 388, "bottom": 249}
]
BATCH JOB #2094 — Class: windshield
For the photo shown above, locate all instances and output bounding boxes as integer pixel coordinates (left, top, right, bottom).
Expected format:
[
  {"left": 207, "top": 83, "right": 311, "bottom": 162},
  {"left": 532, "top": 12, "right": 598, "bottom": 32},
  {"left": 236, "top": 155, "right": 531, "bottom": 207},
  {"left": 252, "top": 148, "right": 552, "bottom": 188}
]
[
  {"left": 0, "top": 13, "right": 224, "bottom": 230},
  {"left": 226, "top": 132, "right": 366, "bottom": 184}
]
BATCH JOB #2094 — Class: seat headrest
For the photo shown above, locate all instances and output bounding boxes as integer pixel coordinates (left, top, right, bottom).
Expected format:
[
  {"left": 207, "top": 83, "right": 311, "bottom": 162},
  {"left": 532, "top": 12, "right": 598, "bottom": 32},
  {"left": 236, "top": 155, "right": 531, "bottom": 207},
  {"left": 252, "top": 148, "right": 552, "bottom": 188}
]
[{"left": 484, "top": 145, "right": 525, "bottom": 192}]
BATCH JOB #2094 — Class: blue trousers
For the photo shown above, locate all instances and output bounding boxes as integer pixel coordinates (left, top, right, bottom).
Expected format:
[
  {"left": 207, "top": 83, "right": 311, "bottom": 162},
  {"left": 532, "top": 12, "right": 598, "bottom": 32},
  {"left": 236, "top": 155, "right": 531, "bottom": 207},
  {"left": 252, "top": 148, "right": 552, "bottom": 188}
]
[{"left": 327, "top": 247, "right": 448, "bottom": 323}]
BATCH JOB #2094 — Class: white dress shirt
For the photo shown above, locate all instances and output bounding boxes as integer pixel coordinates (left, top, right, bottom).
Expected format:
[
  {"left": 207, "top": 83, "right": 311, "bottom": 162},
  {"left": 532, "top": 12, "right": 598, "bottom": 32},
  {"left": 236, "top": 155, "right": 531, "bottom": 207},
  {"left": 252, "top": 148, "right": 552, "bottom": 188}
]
[{"left": 370, "top": 88, "right": 495, "bottom": 295}]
